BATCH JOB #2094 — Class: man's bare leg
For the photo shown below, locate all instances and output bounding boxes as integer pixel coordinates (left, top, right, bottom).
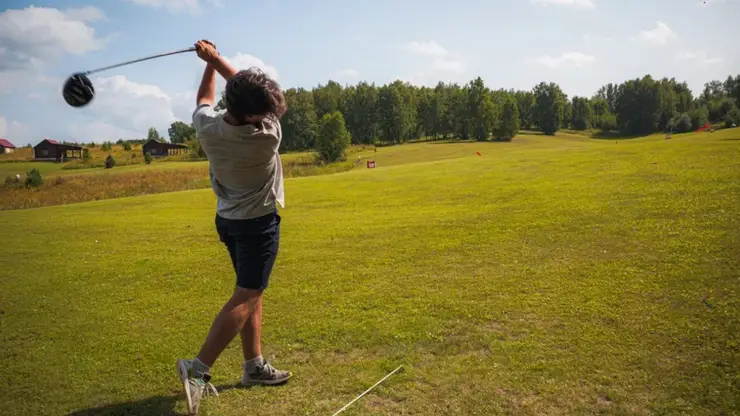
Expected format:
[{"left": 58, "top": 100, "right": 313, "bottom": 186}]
[
  {"left": 240, "top": 292, "right": 263, "bottom": 361},
  {"left": 238, "top": 293, "right": 292, "bottom": 385},
  {"left": 196, "top": 287, "right": 261, "bottom": 367}
]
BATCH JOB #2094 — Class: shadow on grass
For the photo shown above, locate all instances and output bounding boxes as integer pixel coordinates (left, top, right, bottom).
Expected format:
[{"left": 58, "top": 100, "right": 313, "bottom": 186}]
[
  {"left": 67, "top": 384, "right": 246, "bottom": 416},
  {"left": 67, "top": 395, "right": 183, "bottom": 416}
]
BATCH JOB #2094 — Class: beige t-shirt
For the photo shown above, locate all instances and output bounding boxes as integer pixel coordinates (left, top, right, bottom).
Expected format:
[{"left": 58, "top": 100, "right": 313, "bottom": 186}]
[{"left": 193, "top": 104, "right": 285, "bottom": 220}]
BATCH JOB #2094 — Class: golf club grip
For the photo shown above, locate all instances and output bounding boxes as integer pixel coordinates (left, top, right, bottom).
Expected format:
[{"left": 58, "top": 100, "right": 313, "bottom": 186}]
[{"left": 84, "top": 47, "right": 197, "bottom": 75}]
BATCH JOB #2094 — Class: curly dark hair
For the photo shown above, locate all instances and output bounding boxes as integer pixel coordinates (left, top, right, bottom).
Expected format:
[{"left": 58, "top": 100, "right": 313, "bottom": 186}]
[{"left": 224, "top": 67, "right": 286, "bottom": 122}]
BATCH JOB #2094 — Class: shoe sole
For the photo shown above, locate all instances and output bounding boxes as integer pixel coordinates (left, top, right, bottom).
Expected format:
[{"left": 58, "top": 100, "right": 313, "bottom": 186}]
[
  {"left": 240, "top": 372, "right": 292, "bottom": 386},
  {"left": 177, "top": 360, "right": 195, "bottom": 415}
]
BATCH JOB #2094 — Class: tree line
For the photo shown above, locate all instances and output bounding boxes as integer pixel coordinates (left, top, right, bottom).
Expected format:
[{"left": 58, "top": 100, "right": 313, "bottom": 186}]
[
  {"left": 274, "top": 73, "right": 740, "bottom": 152},
  {"left": 76, "top": 72, "right": 740, "bottom": 162}
]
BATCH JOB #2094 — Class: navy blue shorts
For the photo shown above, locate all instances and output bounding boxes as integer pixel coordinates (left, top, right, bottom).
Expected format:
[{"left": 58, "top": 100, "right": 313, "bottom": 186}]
[{"left": 215, "top": 211, "right": 280, "bottom": 290}]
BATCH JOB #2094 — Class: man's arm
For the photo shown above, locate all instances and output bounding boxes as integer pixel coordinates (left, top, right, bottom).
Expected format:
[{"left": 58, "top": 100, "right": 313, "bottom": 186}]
[
  {"left": 196, "top": 64, "right": 216, "bottom": 107},
  {"left": 210, "top": 55, "right": 238, "bottom": 82}
]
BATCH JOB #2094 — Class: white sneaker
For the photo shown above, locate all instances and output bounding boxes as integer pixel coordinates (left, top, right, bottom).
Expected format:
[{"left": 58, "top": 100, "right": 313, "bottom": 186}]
[
  {"left": 177, "top": 359, "right": 219, "bottom": 415},
  {"left": 240, "top": 360, "right": 292, "bottom": 386}
]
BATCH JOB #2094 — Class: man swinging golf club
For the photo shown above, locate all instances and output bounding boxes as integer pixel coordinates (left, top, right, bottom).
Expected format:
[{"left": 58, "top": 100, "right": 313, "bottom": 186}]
[{"left": 177, "top": 39, "right": 291, "bottom": 415}]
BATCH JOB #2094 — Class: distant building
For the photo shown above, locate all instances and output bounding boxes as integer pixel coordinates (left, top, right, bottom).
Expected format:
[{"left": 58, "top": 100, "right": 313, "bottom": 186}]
[
  {"left": 142, "top": 139, "right": 188, "bottom": 158},
  {"left": 0, "top": 138, "right": 16, "bottom": 154},
  {"left": 33, "top": 139, "right": 83, "bottom": 162}
]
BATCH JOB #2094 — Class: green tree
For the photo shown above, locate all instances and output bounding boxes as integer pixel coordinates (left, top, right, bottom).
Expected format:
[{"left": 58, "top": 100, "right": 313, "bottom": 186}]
[
  {"left": 377, "top": 83, "right": 412, "bottom": 144},
  {"left": 571, "top": 96, "right": 592, "bottom": 130},
  {"left": 465, "top": 77, "right": 495, "bottom": 141},
  {"left": 122, "top": 141, "right": 132, "bottom": 151},
  {"left": 724, "top": 105, "right": 740, "bottom": 128},
  {"left": 82, "top": 148, "right": 91, "bottom": 162},
  {"left": 313, "top": 80, "right": 344, "bottom": 119},
  {"left": 317, "top": 111, "right": 351, "bottom": 163},
  {"left": 344, "top": 82, "right": 379, "bottom": 144},
  {"left": 669, "top": 113, "right": 692, "bottom": 133},
  {"left": 690, "top": 106, "right": 709, "bottom": 130},
  {"left": 533, "top": 82, "right": 567, "bottom": 135},
  {"left": 494, "top": 93, "right": 520, "bottom": 141},
  {"left": 281, "top": 88, "right": 319, "bottom": 151},
  {"left": 168, "top": 121, "right": 196, "bottom": 144},
  {"left": 187, "top": 139, "right": 206, "bottom": 159},
  {"left": 101, "top": 141, "right": 112, "bottom": 151},
  {"left": 615, "top": 75, "right": 662, "bottom": 135},
  {"left": 144, "top": 152, "right": 153, "bottom": 164},
  {"left": 513, "top": 90, "right": 535, "bottom": 130},
  {"left": 147, "top": 127, "right": 162, "bottom": 142}
]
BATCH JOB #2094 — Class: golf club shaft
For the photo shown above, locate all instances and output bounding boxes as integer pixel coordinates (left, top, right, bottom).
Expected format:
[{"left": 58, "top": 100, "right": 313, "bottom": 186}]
[{"left": 84, "top": 47, "right": 196, "bottom": 76}]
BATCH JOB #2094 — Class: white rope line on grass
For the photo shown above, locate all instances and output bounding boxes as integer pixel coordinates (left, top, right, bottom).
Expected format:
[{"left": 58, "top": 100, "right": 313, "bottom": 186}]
[{"left": 331, "top": 365, "right": 405, "bottom": 416}]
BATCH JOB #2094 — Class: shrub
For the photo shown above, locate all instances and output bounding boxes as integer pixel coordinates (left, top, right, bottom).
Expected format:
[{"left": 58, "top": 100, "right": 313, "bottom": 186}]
[
  {"left": 101, "top": 141, "right": 113, "bottom": 151},
  {"left": 82, "top": 148, "right": 91, "bottom": 162},
  {"left": 105, "top": 155, "right": 116, "bottom": 169},
  {"left": 599, "top": 114, "right": 618, "bottom": 131},
  {"left": 672, "top": 113, "right": 692, "bottom": 133},
  {"left": 724, "top": 107, "right": 740, "bottom": 129},
  {"left": 317, "top": 111, "right": 351, "bottom": 163},
  {"left": 122, "top": 142, "right": 132, "bottom": 151},
  {"left": 26, "top": 168, "right": 43, "bottom": 188},
  {"left": 690, "top": 106, "right": 710, "bottom": 131},
  {"left": 4, "top": 175, "right": 21, "bottom": 188},
  {"left": 187, "top": 139, "right": 206, "bottom": 159},
  {"left": 144, "top": 152, "right": 153, "bottom": 164}
]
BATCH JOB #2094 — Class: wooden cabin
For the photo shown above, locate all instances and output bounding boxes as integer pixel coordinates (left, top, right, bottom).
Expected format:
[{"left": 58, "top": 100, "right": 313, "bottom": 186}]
[
  {"left": 142, "top": 139, "right": 188, "bottom": 158},
  {"left": 0, "top": 138, "right": 16, "bottom": 154},
  {"left": 33, "top": 139, "right": 83, "bottom": 162}
]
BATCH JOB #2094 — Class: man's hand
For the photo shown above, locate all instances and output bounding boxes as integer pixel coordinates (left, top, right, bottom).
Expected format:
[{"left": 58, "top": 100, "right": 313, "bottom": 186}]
[{"left": 195, "top": 40, "right": 219, "bottom": 64}]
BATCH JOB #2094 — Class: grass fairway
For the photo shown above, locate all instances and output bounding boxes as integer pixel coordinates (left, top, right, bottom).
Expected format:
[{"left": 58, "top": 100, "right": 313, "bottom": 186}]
[{"left": 1, "top": 130, "right": 739, "bottom": 415}]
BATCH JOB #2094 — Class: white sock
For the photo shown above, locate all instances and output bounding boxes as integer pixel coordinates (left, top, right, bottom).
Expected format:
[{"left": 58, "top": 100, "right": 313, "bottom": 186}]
[{"left": 245, "top": 355, "right": 264, "bottom": 373}]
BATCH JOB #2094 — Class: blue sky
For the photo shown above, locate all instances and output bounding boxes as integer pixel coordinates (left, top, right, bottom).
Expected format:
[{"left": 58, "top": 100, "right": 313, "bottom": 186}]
[{"left": 0, "top": 0, "right": 737, "bottom": 146}]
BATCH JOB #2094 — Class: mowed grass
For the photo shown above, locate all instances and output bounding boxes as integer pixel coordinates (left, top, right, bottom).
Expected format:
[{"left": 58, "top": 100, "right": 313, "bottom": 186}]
[{"left": 1, "top": 130, "right": 739, "bottom": 415}]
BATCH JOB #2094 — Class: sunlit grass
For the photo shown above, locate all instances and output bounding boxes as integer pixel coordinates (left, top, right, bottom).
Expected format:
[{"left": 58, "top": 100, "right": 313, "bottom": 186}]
[{"left": 0, "top": 129, "right": 738, "bottom": 415}]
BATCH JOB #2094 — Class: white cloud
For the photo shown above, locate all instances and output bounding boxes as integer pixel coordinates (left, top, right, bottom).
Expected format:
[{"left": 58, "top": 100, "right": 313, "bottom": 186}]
[
  {"left": 78, "top": 75, "right": 177, "bottom": 140},
  {"left": 337, "top": 68, "right": 360, "bottom": 78},
  {"left": 636, "top": 21, "right": 676, "bottom": 46},
  {"left": 401, "top": 40, "right": 467, "bottom": 85},
  {"left": 433, "top": 58, "right": 466, "bottom": 73},
  {"left": 404, "top": 41, "right": 450, "bottom": 57},
  {"left": 0, "top": 6, "right": 107, "bottom": 72},
  {"left": 69, "top": 120, "right": 142, "bottom": 142},
  {"left": 64, "top": 6, "right": 107, "bottom": 21},
  {"left": 582, "top": 33, "right": 613, "bottom": 45},
  {"left": 124, "top": 0, "right": 222, "bottom": 14},
  {"left": 226, "top": 53, "right": 280, "bottom": 81},
  {"left": 531, "top": 0, "right": 595, "bottom": 9},
  {"left": 0, "top": 115, "right": 32, "bottom": 143},
  {"left": 532, "top": 51, "right": 595, "bottom": 68},
  {"left": 676, "top": 50, "right": 723, "bottom": 66}
]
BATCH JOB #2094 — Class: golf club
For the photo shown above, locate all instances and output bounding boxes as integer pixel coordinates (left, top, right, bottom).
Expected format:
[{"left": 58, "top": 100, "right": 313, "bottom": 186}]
[{"left": 62, "top": 46, "right": 197, "bottom": 108}]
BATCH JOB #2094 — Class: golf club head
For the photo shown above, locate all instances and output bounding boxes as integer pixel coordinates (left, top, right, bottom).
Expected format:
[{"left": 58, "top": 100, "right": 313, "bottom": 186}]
[{"left": 63, "top": 73, "right": 95, "bottom": 107}]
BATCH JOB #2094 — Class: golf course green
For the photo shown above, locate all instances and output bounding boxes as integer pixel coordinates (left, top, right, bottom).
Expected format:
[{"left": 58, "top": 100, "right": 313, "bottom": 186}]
[{"left": 1, "top": 129, "right": 738, "bottom": 415}]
